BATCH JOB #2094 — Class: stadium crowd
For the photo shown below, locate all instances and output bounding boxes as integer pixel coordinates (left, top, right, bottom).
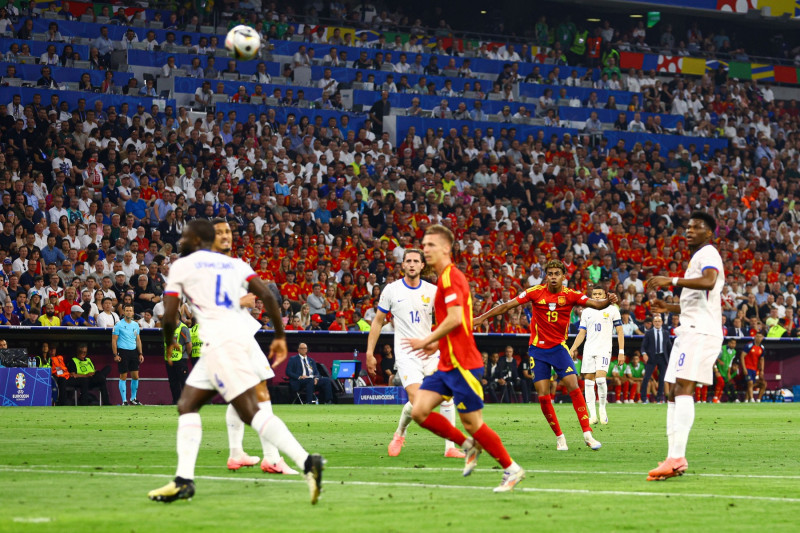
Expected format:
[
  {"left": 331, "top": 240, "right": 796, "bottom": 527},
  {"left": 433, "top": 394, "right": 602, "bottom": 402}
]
[{"left": 0, "top": 2, "right": 796, "bottom": 404}]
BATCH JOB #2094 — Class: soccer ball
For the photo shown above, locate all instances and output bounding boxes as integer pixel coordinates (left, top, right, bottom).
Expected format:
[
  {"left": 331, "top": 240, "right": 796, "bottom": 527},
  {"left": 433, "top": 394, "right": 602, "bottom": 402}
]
[{"left": 225, "top": 25, "right": 261, "bottom": 61}]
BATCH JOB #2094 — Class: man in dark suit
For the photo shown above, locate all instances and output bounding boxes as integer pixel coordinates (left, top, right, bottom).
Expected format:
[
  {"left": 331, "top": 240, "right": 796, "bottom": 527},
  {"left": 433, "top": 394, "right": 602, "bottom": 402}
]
[
  {"left": 492, "top": 346, "right": 520, "bottom": 403},
  {"left": 286, "top": 343, "right": 333, "bottom": 404},
  {"left": 640, "top": 314, "right": 672, "bottom": 403}
]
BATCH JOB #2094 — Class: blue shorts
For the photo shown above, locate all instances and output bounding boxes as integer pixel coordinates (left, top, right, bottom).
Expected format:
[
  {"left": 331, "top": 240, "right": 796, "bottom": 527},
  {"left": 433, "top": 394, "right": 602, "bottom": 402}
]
[
  {"left": 529, "top": 344, "right": 578, "bottom": 383},
  {"left": 747, "top": 369, "right": 757, "bottom": 382},
  {"left": 420, "top": 367, "right": 484, "bottom": 413}
]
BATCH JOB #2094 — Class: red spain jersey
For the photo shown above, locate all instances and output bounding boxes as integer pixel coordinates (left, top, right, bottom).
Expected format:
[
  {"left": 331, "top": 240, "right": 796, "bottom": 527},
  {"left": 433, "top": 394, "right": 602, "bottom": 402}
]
[
  {"left": 435, "top": 264, "right": 483, "bottom": 372},
  {"left": 515, "top": 285, "right": 588, "bottom": 349},
  {"left": 744, "top": 344, "right": 763, "bottom": 371}
]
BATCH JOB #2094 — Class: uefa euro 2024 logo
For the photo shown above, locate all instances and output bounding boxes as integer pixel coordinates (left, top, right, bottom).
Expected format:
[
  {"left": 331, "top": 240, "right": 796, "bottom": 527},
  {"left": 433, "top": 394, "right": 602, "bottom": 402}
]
[{"left": 15, "top": 373, "right": 26, "bottom": 390}]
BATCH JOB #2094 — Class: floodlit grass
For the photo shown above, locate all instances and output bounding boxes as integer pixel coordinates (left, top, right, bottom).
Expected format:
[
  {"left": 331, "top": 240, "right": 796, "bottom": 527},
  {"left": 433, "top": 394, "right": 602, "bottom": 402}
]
[{"left": 1, "top": 403, "right": 798, "bottom": 532}]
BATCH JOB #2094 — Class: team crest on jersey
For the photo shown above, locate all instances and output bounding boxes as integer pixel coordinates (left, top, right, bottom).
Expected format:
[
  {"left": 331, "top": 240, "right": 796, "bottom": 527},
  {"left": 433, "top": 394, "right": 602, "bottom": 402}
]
[
  {"left": 603, "top": 312, "right": 609, "bottom": 318},
  {"left": 549, "top": 303, "right": 556, "bottom": 310},
  {"left": 558, "top": 296, "right": 566, "bottom": 306},
  {"left": 421, "top": 295, "right": 430, "bottom": 304}
]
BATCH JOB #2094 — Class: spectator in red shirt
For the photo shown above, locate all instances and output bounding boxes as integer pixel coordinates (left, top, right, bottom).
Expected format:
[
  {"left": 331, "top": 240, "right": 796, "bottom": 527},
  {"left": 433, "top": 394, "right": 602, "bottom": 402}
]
[{"left": 328, "top": 311, "right": 347, "bottom": 331}]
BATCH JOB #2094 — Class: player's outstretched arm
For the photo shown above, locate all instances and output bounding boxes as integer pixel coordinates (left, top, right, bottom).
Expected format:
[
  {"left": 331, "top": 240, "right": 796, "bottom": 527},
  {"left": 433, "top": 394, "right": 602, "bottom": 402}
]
[
  {"left": 647, "top": 268, "right": 717, "bottom": 292},
  {"left": 583, "top": 293, "right": 618, "bottom": 310},
  {"left": 615, "top": 324, "right": 626, "bottom": 365},
  {"left": 569, "top": 328, "right": 586, "bottom": 357},
  {"left": 474, "top": 299, "right": 520, "bottom": 328},
  {"left": 365, "top": 309, "right": 388, "bottom": 376},
  {"left": 248, "top": 277, "right": 287, "bottom": 366},
  {"left": 651, "top": 298, "right": 681, "bottom": 315}
]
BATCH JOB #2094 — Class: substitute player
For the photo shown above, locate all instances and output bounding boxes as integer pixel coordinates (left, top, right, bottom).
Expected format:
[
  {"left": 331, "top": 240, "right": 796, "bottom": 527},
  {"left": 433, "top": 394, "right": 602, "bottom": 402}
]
[
  {"left": 403, "top": 225, "right": 525, "bottom": 492},
  {"left": 741, "top": 333, "right": 766, "bottom": 403},
  {"left": 147, "top": 219, "right": 323, "bottom": 504},
  {"left": 365, "top": 248, "right": 464, "bottom": 458},
  {"left": 211, "top": 219, "right": 297, "bottom": 475},
  {"left": 627, "top": 353, "right": 646, "bottom": 402},
  {"left": 645, "top": 211, "right": 724, "bottom": 481},
  {"left": 475, "top": 260, "right": 617, "bottom": 451},
  {"left": 713, "top": 338, "right": 740, "bottom": 403},
  {"left": 570, "top": 284, "right": 625, "bottom": 425}
]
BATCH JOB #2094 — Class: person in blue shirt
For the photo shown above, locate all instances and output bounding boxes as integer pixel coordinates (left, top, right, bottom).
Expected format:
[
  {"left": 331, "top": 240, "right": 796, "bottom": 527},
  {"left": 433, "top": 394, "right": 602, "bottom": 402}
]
[
  {"left": 112, "top": 304, "right": 143, "bottom": 405},
  {"left": 41, "top": 235, "right": 66, "bottom": 266},
  {"left": 63, "top": 305, "right": 95, "bottom": 327},
  {"left": 125, "top": 188, "right": 148, "bottom": 224}
]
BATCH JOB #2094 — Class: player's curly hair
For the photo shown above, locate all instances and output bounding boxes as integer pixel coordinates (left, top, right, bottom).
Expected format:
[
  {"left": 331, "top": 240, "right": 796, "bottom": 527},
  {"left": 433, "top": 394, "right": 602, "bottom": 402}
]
[{"left": 544, "top": 259, "right": 566, "bottom": 274}]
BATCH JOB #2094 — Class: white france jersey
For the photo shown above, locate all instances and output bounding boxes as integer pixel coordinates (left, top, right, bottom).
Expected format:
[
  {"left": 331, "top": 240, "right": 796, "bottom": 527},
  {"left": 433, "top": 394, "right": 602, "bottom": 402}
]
[
  {"left": 678, "top": 243, "right": 725, "bottom": 338},
  {"left": 164, "top": 250, "right": 257, "bottom": 344},
  {"left": 579, "top": 305, "right": 622, "bottom": 356},
  {"left": 377, "top": 278, "right": 437, "bottom": 361}
]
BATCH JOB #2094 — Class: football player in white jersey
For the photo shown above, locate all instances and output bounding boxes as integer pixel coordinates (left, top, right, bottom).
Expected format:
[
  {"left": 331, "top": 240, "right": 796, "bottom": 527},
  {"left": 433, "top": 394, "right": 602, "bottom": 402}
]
[
  {"left": 569, "top": 284, "right": 625, "bottom": 425},
  {"left": 365, "top": 249, "right": 465, "bottom": 458},
  {"left": 148, "top": 219, "right": 324, "bottom": 504},
  {"left": 645, "top": 211, "right": 724, "bottom": 482},
  {"left": 211, "top": 218, "right": 297, "bottom": 475}
]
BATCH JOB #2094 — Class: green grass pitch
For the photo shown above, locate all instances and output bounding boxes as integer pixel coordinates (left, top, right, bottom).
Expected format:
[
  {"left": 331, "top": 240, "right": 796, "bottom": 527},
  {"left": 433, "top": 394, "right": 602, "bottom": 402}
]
[{"left": 1, "top": 403, "right": 798, "bottom": 532}]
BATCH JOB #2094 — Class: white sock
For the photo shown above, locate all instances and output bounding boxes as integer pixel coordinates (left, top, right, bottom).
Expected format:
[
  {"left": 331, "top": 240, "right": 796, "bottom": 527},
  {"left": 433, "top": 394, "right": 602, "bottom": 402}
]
[
  {"left": 596, "top": 377, "right": 608, "bottom": 409},
  {"left": 175, "top": 413, "right": 202, "bottom": 480},
  {"left": 666, "top": 401, "right": 675, "bottom": 457},
  {"left": 226, "top": 403, "right": 245, "bottom": 459},
  {"left": 506, "top": 460, "right": 522, "bottom": 474},
  {"left": 440, "top": 400, "right": 457, "bottom": 450},
  {"left": 258, "top": 401, "right": 281, "bottom": 464},
  {"left": 251, "top": 408, "right": 308, "bottom": 470},
  {"left": 584, "top": 379, "right": 596, "bottom": 417},
  {"left": 396, "top": 401, "right": 413, "bottom": 437},
  {"left": 671, "top": 395, "right": 695, "bottom": 458}
]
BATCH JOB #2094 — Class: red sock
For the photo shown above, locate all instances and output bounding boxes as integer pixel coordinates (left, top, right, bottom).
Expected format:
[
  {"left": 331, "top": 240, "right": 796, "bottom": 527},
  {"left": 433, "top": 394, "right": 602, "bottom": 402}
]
[
  {"left": 635, "top": 389, "right": 641, "bottom": 402},
  {"left": 419, "top": 412, "right": 466, "bottom": 446},
  {"left": 615, "top": 383, "right": 621, "bottom": 401},
  {"left": 714, "top": 376, "right": 724, "bottom": 398},
  {"left": 472, "top": 423, "right": 512, "bottom": 469},
  {"left": 539, "top": 394, "right": 562, "bottom": 436},
  {"left": 622, "top": 381, "right": 630, "bottom": 400},
  {"left": 569, "top": 388, "right": 592, "bottom": 433}
]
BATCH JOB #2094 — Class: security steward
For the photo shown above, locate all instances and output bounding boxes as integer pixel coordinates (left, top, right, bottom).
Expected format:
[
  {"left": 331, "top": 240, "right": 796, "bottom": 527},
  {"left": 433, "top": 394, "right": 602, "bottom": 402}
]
[
  {"left": 164, "top": 319, "right": 192, "bottom": 404},
  {"left": 69, "top": 343, "right": 111, "bottom": 405}
]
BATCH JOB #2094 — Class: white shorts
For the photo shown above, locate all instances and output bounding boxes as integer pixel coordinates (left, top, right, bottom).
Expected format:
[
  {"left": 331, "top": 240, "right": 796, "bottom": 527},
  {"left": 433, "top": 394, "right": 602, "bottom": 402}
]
[
  {"left": 396, "top": 354, "right": 439, "bottom": 388},
  {"left": 582, "top": 353, "right": 612, "bottom": 375},
  {"left": 186, "top": 338, "right": 260, "bottom": 402},
  {"left": 248, "top": 337, "right": 275, "bottom": 382},
  {"left": 664, "top": 330, "right": 722, "bottom": 386}
]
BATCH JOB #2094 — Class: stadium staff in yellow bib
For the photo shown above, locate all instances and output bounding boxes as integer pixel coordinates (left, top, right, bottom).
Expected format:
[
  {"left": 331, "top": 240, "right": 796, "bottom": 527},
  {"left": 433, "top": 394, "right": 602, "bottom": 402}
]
[
  {"left": 189, "top": 318, "right": 202, "bottom": 367},
  {"left": 164, "top": 319, "right": 192, "bottom": 405},
  {"left": 68, "top": 343, "right": 111, "bottom": 406}
]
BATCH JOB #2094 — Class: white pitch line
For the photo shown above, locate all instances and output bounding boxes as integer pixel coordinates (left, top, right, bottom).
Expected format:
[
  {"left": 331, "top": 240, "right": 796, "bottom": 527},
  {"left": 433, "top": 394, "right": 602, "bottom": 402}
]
[
  {"left": 0, "top": 466, "right": 799, "bottom": 504},
  {"left": 6, "top": 464, "right": 800, "bottom": 481}
]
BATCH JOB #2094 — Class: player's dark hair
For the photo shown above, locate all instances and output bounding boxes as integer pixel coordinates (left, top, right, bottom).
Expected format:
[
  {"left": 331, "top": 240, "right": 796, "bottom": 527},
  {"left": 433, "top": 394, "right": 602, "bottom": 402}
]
[
  {"left": 187, "top": 218, "right": 215, "bottom": 245},
  {"left": 591, "top": 284, "right": 606, "bottom": 294},
  {"left": 425, "top": 224, "right": 454, "bottom": 245},
  {"left": 403, "top": 248, "right": 425, "bottom": 263},
  {"left": 211, "top": 217, "right": 228, "bottom": 226},
  {"left": 545, "top": 259, "right": 566, "bottom": 274},
  {"left": 690, "top": 210, "right": 717, "bottom": 233}
]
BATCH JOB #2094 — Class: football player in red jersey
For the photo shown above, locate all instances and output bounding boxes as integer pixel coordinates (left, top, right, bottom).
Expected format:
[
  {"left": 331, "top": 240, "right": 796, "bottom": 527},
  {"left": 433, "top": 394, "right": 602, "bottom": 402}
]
[
  {"left": 403, "top": 225, "right": 525, "bottom": 493},
  {"left": 475, "top": 260, "right": 618, "bottom": 451},
  {"left": 742, "top": 332, "right": 766, "bottom": 402}
]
